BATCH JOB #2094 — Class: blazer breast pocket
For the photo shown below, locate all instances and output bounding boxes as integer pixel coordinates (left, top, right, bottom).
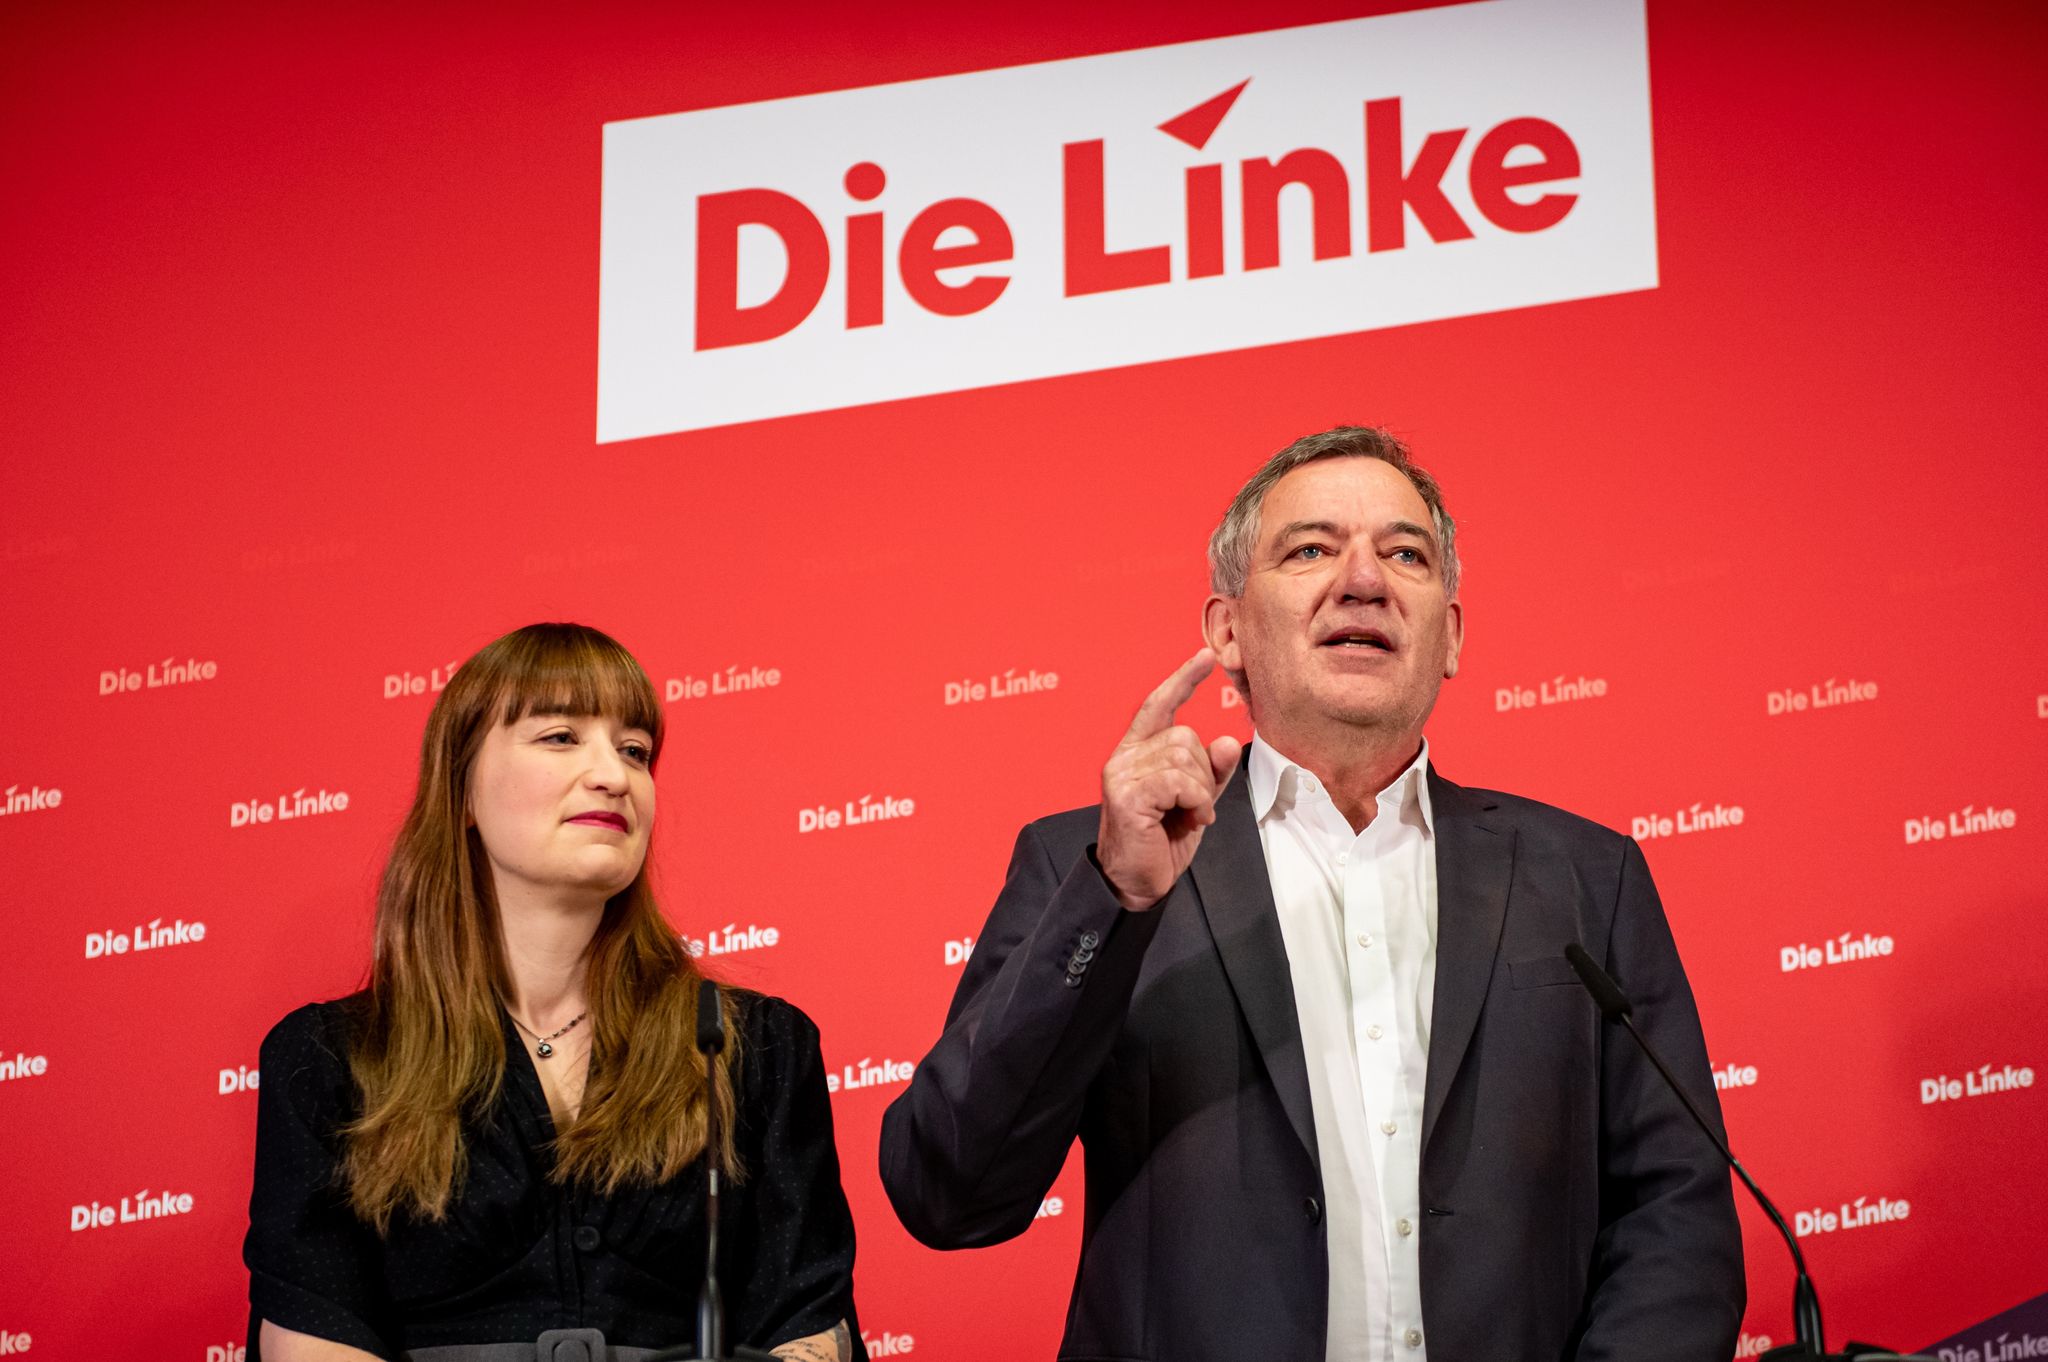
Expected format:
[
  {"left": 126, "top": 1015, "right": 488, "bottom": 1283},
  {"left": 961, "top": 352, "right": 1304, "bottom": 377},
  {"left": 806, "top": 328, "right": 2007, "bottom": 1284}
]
[{"left": 1507, "top": 954, "right": 1581, "bottom": 989}]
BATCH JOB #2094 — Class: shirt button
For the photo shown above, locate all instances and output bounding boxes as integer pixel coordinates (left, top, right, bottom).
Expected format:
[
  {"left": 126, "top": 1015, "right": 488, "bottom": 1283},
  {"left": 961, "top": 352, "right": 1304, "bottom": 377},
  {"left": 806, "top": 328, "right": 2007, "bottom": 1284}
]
[
  {"left": 1397, "top": 1217, "right": 1413, "bottom": 1236},
  {"left": 1303, "top": 1195, "right": 1322, "bottom": 1225},
  {"left": 1381, "top": 1119, "right": 1398, "bottom": 1135},
  {"left": 1405, "top": 1328, "right": 1423, "bottom": 1348},
  {"left": 573, "top": 1224, "right": 601, "bottom": 1252},
  {"left": 1366, "top": 1024, "right": 1383, "bottom": 1041},
  {"left": 1357, "top": 933, "right": 1373, "bottom": 948}
]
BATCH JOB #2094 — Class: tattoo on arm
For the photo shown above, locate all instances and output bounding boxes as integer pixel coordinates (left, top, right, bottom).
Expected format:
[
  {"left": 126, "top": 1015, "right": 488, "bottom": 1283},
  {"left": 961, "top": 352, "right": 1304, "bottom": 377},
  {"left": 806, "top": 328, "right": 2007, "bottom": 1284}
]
[{"left": 771, "top": 1320, "right": 851, "bottom": 1362}]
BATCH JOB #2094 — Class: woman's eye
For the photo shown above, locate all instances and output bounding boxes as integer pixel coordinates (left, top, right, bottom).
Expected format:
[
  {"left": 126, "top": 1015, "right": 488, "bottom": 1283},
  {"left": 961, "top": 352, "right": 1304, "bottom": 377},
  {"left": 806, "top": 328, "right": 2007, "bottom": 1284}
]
[
  {"left": 622, "top": 744, "right": 653, "bottom": 765},
  {"left": 541, "top": 730, "right": 576, "bottom": 745}
]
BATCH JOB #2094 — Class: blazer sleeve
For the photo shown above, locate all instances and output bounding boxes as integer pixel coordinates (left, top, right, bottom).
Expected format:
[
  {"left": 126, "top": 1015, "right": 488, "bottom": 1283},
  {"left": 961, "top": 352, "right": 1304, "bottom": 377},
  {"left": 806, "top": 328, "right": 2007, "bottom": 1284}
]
[
  {"left": 878, "top": 818, "right": 1165, "bottom": 1249},
  {"left": 1571, "top": 838, "right": 1746, "bottom": 1361},
  {"left": 244, "top": 1004, "right": 395, "bottom": 1360}
]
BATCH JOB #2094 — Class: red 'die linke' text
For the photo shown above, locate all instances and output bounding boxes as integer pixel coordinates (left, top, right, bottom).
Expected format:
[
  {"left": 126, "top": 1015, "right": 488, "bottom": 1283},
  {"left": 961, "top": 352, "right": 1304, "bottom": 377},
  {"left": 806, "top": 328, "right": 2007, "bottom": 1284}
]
[{"left": 694, "top": 90, "right": 1578, "bottom": 350}]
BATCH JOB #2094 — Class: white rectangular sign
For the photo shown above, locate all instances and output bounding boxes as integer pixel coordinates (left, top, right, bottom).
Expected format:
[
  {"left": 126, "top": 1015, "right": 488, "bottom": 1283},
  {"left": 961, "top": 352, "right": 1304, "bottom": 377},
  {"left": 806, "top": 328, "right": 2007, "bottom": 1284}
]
[{"left": 598, "top": 0, "right": 1655, "bottom": 442}]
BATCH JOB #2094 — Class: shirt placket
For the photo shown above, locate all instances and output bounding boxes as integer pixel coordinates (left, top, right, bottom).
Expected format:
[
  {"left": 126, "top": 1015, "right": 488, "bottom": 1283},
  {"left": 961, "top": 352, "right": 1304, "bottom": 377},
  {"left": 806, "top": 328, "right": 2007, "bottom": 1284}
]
[
  {"left": 1376, "top": 799, "right": 1428, "bottom": 1356},
  {"left": 1337, "top": 806, "right": 1396, "bottom": 1362}
]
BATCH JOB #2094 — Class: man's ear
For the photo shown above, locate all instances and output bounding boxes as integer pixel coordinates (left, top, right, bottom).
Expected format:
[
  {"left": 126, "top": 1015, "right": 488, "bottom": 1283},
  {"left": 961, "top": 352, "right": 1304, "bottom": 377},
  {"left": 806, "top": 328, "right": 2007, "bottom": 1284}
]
[
  {"left": 1202, "top": 594, "right": 1242, "bottom": 674},
  {"left": 1442, "top": 597, "right": 1464, "bottom": 679}
]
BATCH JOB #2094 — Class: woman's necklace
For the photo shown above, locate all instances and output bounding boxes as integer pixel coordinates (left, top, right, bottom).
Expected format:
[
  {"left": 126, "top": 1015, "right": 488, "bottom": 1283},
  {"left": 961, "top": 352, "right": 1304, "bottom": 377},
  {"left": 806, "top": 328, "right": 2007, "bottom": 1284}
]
[{"left": 508, "top": 1008, "right": 589, "bottom": 1060}]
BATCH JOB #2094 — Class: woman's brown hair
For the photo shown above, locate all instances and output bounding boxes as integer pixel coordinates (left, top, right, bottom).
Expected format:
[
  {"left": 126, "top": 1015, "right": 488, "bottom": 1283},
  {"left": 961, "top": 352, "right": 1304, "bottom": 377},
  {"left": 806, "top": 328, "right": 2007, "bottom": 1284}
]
[{"left": 341, "top": 622, "right": 740, "bottom": 1233}]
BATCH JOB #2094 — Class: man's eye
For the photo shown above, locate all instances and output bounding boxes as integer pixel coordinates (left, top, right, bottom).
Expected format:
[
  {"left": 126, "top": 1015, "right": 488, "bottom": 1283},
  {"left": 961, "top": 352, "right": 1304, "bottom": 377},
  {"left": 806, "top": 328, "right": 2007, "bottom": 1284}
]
[
  {"left": 1293, "top": 545, "right": 1326, "bottom": 560},
  {"left": 1392, "top": 547, "right": 1424, "bottom": 564}
]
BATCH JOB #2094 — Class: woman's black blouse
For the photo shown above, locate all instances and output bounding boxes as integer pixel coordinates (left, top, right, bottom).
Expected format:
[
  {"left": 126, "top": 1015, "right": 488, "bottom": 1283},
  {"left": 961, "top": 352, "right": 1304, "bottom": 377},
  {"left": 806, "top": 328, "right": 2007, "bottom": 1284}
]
[{"left": 244, "top": 992, "right": 860, "bottom": 1360}]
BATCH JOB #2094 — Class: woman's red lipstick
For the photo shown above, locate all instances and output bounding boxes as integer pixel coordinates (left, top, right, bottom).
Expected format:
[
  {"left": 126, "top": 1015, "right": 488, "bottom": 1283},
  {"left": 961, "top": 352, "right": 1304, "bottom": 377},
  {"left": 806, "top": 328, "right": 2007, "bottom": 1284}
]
[{"left": 567, "top": 811, "right": 629, "bottom": 832}]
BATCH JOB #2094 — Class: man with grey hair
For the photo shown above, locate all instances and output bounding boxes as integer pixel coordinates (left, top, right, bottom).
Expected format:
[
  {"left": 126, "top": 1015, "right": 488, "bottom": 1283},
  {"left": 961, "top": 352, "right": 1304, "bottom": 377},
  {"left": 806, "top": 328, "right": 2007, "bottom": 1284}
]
[{"left": 882, "top": 426, "right": 1744, "bottom": 1362}]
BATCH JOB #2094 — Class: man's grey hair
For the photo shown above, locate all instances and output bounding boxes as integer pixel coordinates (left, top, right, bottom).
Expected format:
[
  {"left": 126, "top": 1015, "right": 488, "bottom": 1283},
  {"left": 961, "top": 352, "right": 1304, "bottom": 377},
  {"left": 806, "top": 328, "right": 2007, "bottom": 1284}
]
[{"left": 1206, "top": 425, "right": 1460, "bottom": 599}]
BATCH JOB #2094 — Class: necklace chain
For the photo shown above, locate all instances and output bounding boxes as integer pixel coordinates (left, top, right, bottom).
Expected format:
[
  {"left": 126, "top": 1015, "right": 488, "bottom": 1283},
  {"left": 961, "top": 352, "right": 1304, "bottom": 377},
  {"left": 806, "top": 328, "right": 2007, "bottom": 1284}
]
[{"left": 508, "top": 1008, "right": 589, "bottom": 1060}]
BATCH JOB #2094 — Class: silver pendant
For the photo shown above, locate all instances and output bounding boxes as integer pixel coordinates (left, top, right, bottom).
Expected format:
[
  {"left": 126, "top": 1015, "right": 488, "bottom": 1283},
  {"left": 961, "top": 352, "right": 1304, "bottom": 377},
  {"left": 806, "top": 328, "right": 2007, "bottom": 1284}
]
[{"left": 536, "top": 1041, "right": 554, "bottom": 1059}]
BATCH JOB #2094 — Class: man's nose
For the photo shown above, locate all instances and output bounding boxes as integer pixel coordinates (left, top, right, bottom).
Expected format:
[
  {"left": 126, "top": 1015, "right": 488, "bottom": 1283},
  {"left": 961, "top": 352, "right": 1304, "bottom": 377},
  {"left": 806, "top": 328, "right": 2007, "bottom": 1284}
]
[{"left": 1335, "top": 544, "right": 1388, "bottom": 602}]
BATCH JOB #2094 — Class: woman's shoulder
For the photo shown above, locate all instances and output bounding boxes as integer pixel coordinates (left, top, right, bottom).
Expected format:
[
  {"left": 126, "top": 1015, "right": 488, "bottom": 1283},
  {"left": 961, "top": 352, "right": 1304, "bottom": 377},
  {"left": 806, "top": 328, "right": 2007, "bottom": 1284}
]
[
  {"left": 728, "top": 987, "right": 821, "bottom": 1052},
  {"left": 258, "top": 994, "right": 369, "bottom": 1116}
]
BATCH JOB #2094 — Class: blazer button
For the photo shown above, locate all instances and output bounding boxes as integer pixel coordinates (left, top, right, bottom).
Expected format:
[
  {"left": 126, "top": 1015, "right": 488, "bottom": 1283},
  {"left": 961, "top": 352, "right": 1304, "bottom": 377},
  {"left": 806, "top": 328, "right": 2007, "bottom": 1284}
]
[
  {"left": 573, "top": 1224, "right": 602, "bottom": 1252},
  {"left": 1303, "top": 1196, "right": 1322, "bottom": 1226}
]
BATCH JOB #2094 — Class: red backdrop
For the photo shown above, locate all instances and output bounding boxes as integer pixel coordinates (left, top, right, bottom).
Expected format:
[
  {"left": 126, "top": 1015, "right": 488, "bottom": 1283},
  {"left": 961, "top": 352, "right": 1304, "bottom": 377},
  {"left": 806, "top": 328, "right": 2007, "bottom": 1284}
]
[{"left": 3, "top": 2, "right": 2045, "bottom": 1359}]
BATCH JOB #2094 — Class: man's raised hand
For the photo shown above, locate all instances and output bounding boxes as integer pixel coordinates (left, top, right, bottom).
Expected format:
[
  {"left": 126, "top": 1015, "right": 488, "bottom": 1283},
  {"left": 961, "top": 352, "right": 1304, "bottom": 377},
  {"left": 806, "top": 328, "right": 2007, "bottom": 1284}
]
[{"left": 1097, "top": 649, "right": 1244, "bottom": 912}]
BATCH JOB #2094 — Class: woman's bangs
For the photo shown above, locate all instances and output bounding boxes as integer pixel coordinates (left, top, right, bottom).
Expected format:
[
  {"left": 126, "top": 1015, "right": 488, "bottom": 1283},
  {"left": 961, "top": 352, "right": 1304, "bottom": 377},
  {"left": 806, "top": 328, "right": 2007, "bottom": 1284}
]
[{"left": 494, "top": 630, "right": 664, "bottom": 751}]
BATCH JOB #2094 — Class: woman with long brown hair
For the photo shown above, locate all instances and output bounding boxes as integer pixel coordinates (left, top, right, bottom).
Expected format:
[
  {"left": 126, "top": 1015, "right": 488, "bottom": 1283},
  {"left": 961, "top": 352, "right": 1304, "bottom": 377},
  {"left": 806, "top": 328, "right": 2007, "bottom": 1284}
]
[{"left": 244, "top": 623, "right": 860, "bottom": 1361}]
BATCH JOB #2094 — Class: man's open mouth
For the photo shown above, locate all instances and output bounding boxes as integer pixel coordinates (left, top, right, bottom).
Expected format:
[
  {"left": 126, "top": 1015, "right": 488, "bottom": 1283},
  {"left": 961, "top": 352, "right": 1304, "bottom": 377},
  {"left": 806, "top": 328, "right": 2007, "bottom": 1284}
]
[{"left": 1320, "top": 628, "right": 1394, "bottom": 651}]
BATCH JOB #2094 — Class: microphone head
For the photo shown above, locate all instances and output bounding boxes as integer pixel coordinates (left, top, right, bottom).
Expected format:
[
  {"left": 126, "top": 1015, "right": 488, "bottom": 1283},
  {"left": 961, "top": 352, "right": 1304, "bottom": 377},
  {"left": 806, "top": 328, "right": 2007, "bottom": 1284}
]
[
  {"left": 1565, "top": 943, "right": 1633, "bottom": 1021},
  {"left": 696, "top": 979, "right": 726, "bottom": 1056}
]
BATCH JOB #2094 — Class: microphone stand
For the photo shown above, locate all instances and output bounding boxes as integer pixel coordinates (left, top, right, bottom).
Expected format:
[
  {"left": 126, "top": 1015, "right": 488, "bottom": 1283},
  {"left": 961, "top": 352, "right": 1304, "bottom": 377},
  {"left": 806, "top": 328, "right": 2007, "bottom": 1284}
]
[
  {"left": 1563, "top": 945, "right": 1933, "bottom": 1362},
  {"left": 646, "top": 980, "right": 776, "bottom": 1362}
]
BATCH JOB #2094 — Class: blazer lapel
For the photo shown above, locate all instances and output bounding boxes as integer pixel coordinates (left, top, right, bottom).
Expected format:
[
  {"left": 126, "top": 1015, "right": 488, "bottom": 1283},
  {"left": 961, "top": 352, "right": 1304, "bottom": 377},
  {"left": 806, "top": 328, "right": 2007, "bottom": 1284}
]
[
  {"left": 1190, "top": 768, "right": 1319, "bottom": 1170},
  {"left": 1423, "top": 769, "right": 1515, "bottom": 1153}
]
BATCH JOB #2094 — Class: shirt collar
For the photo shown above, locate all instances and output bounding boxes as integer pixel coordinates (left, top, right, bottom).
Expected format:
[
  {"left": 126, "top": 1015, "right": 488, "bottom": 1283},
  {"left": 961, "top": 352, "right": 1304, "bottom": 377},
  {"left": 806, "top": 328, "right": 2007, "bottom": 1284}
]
[{"left": 1248, "top": 732, "right": 1434, "bottom": 834}]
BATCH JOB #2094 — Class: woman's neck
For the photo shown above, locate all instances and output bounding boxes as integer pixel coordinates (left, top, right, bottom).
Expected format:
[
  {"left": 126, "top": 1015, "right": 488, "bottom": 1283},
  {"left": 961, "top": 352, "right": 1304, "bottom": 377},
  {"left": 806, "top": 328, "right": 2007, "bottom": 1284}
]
[{"left": 495, "top": 883, "right": 604, "bottom": 1028}]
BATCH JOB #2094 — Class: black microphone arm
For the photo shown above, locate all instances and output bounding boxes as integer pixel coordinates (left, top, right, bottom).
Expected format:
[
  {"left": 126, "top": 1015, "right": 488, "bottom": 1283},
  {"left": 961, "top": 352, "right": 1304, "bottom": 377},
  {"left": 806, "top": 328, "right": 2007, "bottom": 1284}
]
[
  {"left": 696, "top": 979, "right": 728, "bottom": 1362},
  {"left": 1563, "top": 943, "right": 1827, "bottom": 1357},
  {"left": 643, "top": 978, "right": 778, "bottom": 1362}
]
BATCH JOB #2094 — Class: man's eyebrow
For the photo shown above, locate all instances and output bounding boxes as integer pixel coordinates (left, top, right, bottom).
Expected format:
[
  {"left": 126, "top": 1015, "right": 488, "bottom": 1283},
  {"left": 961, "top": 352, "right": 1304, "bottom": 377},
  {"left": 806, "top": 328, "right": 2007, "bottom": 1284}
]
[
  {"left": 1271, "top": 519, "right": 1344, "bottom": 544},
  {"left": 1385, "top": 519, "right": 1440, "bottom": 550}
]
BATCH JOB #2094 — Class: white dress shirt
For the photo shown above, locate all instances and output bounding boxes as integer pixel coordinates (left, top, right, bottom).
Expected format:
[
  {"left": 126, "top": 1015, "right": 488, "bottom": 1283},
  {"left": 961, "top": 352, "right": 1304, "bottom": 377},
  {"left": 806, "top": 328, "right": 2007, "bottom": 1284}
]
[{"left": 1249, "top": 734, "right": 1437, "bottom": 1361}]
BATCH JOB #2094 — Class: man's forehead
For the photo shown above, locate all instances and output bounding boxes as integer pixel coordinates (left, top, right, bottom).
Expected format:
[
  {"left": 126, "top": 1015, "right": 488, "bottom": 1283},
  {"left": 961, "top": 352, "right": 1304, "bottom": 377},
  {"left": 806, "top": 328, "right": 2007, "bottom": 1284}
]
[{"left": 1257, "top": 458, "right": 1430, "bottom": 537}]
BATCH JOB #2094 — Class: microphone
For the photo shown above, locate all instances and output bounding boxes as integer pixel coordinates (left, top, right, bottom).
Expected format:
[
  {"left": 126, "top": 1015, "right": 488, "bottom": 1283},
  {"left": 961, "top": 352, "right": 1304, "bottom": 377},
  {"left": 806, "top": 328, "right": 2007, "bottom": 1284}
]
[
  {"left": 1563, "top": 943, "right": 1827, "bottom": 1358},
  {"left": 697, "top": 975, "right": 726, "bottom": 1057}
]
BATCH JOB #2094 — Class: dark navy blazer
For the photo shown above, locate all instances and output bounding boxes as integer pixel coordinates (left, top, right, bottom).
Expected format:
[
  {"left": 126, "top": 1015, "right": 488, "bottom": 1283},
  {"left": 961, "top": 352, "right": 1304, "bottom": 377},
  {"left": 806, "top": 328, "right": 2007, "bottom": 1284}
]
[{"left": 879, "top": 764, "right": 1743, "bottom": 1362}]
